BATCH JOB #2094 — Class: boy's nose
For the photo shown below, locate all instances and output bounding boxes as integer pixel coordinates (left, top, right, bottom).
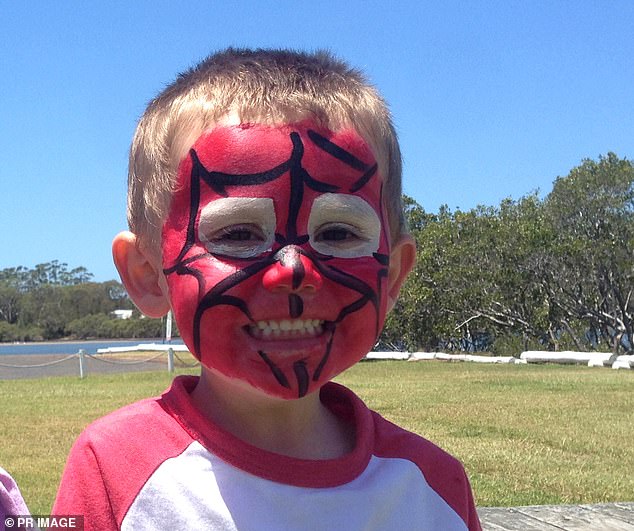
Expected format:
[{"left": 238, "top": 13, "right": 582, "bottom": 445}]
[{"left": 262, "top": 246, "right": 322, "bottom": 293}]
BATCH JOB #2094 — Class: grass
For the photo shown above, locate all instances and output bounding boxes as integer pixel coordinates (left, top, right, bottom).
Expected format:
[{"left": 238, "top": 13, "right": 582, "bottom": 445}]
[
  {"left": 336, "top": 362, "right": 634, "bottom": 507},
  {"left": 1, "top": 362, "right": 632, "bottom": 513}
]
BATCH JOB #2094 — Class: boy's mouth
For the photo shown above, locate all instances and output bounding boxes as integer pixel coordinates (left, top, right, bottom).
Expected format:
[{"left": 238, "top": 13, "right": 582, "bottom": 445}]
[{"left": 246, "top": 319, "right": 325, "bottom": 339}]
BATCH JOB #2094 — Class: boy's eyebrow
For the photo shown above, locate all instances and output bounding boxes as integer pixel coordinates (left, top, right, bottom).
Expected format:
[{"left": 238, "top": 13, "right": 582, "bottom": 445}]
[{"left": 307, "top": 129, "right": 371, "bottom": 172}]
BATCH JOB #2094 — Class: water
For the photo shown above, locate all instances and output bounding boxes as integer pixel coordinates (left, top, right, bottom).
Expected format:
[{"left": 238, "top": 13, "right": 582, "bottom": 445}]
[{"left": 0, "top": 339, "right": 184, "bottom": 356}]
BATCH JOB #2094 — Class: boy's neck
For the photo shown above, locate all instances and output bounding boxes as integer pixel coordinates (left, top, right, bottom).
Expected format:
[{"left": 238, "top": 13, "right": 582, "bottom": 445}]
[{"left": 190, "top": 369, "right": 354, "bottom": 460}]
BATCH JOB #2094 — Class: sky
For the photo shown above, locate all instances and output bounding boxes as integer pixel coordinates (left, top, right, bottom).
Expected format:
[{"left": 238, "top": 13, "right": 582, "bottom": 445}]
[{"left": 1, "top": 1, "right": 633, "bottom": 282}]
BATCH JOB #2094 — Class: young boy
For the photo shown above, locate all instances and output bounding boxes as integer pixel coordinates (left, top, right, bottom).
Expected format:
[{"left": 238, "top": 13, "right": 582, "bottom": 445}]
[{"left": 54, "top": 48, "right": 481, "bottom": 530}]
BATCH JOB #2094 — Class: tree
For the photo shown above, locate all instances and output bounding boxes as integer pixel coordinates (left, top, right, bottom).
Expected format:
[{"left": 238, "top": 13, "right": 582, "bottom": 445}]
[
  {"left": 380, "top": 198, "right": 444, "bottom": 350},
  {"left": 543, "top": 153, "right": 634, "bottom": 354},
  {"left": 0, "top": 262, "right": 135, "bottom": 340},
  {"left": 383, "top": 154, "right": 633, "bottom": 356},
  {"left": 0, "top": 281, "right": 21, "bottom": 324},
  {"left": 18, "top": 284, "right": 67, "bottom": 339},
  {"left": 389, "top": 195, "right": 555, "bottom": 353}
]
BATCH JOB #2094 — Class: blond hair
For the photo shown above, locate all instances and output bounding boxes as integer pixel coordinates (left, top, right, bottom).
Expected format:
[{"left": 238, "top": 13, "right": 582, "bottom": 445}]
[{"left": 128, "top": 48, "right": 405, "bottom": 249}]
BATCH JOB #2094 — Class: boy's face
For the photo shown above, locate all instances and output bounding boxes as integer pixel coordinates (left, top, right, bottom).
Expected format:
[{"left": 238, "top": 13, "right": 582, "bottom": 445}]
[{"left": 162, "top": 122, "right": 391, "bottom": 399}]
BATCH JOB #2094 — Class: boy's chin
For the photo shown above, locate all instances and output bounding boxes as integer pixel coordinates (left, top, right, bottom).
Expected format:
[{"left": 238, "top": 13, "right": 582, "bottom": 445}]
[
  {"left": 199, "top": 356, "right": 357, "bottom": 401},
  {"left": 215, "top": 365, "right": 325, "bottom": 401},
  {"left": 250, "top": 379, "right": 323, "bottom": 401}
]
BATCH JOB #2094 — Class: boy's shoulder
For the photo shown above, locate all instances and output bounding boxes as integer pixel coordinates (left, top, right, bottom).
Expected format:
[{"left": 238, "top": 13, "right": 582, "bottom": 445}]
[
  {"left": 372, "top": 407, "right": 472, "bottom": 487},
  {"left": 371, "top": 407, "right": 465, "bottom": 472},
  {"left": 324, "top": 382, "right": 466, "bottom": 475},
  {"left": 53, "top": 377, "right": 196, "bottom": 527},
  {"left": 76, "top": 381, "right": 190, "bottom": 451},
  {"left": 73, "top": 376, "right": 200, "bottom": 468},
  {"left": 80, "top": 395, "right": 164, "bottom": 439},
  {"left": 326, "top": 383, "right": 480, "bottom": 530},
  {"left": 369, "top": 407, "right": 478, "bottom": 529}
]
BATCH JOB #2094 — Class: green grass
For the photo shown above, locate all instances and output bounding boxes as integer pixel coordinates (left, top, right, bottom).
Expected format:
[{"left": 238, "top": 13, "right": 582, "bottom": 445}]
[
  {"left": 1, "top": 362, "right": 633, "bottom": 513},
  {"left": 336, "top": 362, "right": 634, "bottom": 507}
]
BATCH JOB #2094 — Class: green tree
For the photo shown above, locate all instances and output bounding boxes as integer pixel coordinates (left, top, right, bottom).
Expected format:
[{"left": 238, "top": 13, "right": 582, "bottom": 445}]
[
  {"left": 0, "top": 281, "right": 21, "bottom": 324},
  {"left": 543, "top": 153, "right": 634, "bottom": 354},
  {"left": 18, "top": 285, "right": 66, "bottom": 339},
  {"left": 393, "top": 195, "right": 554, "bottom": 353},
  {"left": 384, "top": 154, "right": 633, "bottom": 356}
]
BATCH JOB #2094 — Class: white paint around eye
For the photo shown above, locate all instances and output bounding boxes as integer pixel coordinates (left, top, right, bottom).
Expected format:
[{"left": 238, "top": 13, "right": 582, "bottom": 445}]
[
  {"left": 308, "top": 193, "right": 382, "bottom": 258},
  {"left": 198, "top": 197, "right": 276, "bottom": 258}
]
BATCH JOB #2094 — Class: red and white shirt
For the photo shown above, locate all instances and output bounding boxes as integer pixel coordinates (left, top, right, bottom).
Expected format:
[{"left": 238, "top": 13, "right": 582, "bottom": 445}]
[{"left": 53, "top": 376, "right": 481, "bottom": 530}]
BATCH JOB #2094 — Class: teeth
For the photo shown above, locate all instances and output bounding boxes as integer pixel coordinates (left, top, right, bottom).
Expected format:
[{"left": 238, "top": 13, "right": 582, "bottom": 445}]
[{"left": 248, "top": 319, "right": 325, "bottom": 339}]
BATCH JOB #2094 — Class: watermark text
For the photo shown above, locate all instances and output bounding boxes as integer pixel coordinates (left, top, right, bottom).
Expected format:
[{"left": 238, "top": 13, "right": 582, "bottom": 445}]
[{"left": 4, "top": 515, "right": 84, "bottom": 530}]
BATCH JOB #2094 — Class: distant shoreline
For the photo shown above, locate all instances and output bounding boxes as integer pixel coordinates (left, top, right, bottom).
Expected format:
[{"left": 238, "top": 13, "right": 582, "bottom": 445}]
[
  {"left": 0, "top": 338, "right": 163, "bottom": 346},
  {"left": 0, "top": 338, "right": 183, "bottom": 356}
]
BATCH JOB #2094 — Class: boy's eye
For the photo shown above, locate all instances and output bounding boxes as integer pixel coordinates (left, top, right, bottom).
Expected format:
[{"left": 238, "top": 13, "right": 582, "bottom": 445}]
[
  {"left": 198, "top": 197, "right": 275, "bottom": 258},
  {"left": 213, "top": 225, "right": 265, "bottom": 242},
  {"left": 308, "top": 193, "right": 382, "bottom": 258},
  {"left": 316, "top": 225, "right": 360, "bottom": 242}
]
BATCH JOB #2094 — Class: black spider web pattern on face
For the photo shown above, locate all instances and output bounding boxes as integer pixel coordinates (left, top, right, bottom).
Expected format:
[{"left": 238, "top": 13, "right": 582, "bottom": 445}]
[{"left": 163, "top": 130, "right": 389, "bottom": 397}]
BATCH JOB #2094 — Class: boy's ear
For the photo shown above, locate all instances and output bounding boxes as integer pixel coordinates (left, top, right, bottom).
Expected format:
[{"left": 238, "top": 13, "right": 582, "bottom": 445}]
[
  {"left": 112, "top": 231, "right": 171, "bottom": 318},
  {"left": 386, "top": 234, "right": 416, "bottom": 313}
]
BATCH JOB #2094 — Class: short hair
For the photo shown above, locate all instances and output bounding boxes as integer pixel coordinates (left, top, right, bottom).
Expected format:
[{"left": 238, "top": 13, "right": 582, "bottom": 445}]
[{"left": 128, "top": 48, "right": 405, "bottom": 249}]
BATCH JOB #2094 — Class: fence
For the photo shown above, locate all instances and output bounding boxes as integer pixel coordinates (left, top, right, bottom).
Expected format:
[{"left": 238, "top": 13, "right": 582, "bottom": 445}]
[
  {"left": 0, "top": 345, "right": 199, "bottom": 379},
  {"left": 3, "top": 347, "right": 632, "bottom": 379}
]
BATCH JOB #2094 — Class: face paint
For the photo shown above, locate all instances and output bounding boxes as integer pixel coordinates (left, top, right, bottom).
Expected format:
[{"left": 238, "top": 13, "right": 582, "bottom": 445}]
[{"left": 162, "top": 122, "right": 391, "bottom": 399}]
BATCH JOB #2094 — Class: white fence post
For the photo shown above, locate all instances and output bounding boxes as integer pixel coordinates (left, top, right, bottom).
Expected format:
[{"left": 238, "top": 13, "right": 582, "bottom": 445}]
[
  {"left": 167, "top": 348, "right": 174, "bottom": 373},
  {"left": 165, "top": 310, "right": 173, "bottom": 343},
  {"left": 78, "top": 349, "right": 86, "bottom": 379}
]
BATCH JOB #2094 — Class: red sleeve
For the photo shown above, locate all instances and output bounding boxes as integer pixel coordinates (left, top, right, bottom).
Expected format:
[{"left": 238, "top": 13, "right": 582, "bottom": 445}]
[
  {"left": 52, "top": 431, "right": 117, "bottom": 531},
  {"left": 52, "top": 392, "right": 193, "bottom": 531},
  {"left": 460, "top": 467, "right": 482, "bottom": 531},
  {"left": 372, "top": 411, "right": 482, "bottom": 531}
]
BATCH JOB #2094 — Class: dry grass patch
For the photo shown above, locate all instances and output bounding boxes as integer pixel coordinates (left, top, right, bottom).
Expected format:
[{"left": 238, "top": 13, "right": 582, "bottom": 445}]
[{"left": 97, "top": 349, "right": 199, "bottom": 367}]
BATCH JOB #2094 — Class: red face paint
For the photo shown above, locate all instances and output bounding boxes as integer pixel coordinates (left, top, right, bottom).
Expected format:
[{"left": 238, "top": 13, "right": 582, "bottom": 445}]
[{"left": 162, "top": 123, "right": 391, "bottom": 399}]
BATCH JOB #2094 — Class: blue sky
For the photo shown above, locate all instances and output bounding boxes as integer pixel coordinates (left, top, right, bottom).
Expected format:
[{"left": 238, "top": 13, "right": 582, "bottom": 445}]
[{"left": 1, "top": 1, "right": 633, "bottom": 282}]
